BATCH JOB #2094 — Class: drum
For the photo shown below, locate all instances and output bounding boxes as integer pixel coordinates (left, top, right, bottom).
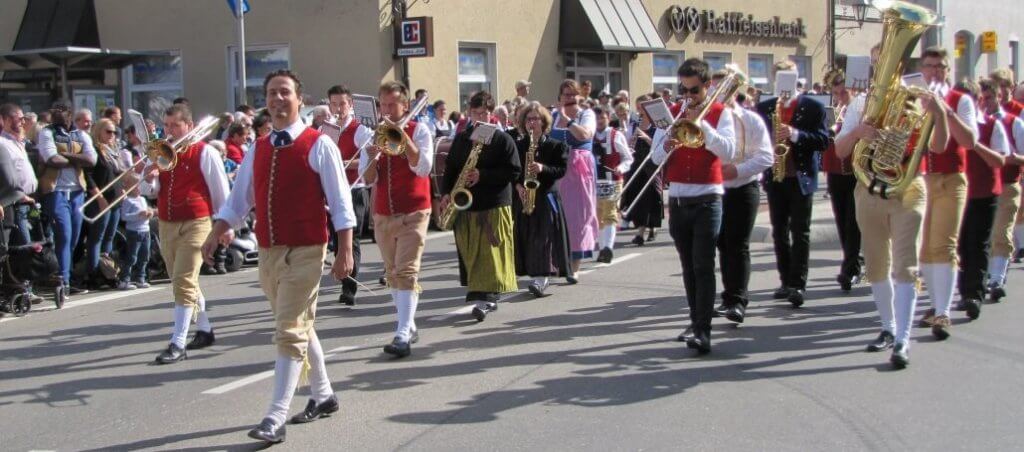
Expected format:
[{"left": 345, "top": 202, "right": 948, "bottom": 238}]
[{"left": 596, "top": 180, "right": 621, "bottom": 201}]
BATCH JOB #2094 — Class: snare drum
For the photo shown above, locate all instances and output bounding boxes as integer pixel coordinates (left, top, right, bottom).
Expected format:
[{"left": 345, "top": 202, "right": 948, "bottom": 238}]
[{"left": 596, "top": 180, "right": 621, "bottom": 201}]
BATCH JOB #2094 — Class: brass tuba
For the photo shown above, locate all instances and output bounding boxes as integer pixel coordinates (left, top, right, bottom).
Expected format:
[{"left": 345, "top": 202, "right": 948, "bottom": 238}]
[
  {"left": 375, "top": 95, "right": 429, "bottom": 156},
  {"left": 851, "top": 0, "right": 940, "bottom": 198}
]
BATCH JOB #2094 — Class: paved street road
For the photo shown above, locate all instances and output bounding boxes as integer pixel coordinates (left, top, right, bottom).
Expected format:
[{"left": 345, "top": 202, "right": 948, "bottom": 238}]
[{"left": 2, "top": 229, "right": 1023, "bottom": 451}]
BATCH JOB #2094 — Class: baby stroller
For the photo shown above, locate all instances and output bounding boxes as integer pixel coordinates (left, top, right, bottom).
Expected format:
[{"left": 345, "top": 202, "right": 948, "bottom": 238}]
[
  {"left": 0, "top": 241, "right": 64, "bottom": 315},
  {"left": 224, "top": 212, "right": 259, "bottom": 272}
]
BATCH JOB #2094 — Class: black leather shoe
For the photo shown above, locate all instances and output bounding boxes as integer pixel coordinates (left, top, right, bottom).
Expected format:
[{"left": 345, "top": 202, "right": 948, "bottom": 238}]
[
  {"left": 837, "top": 274, "right": 852, "bottom": 292},
  {"left": 989, "top": 285, "right": 1006, "bottom": 303},
  {"left": 865, "top": 330, "right": 895, "bottom": 352},
  {"left": 597, "top": 247, "right": 613, "bottom": 263},
  {"left": 290, "top": 395, "right": 340, "bottom": 424},
  {"left": 338, "top": 279, "right": 357, "bottom": 306},
  {"left": 676, "top": 327, "right": 694, "bottom": 342},
  {"left": 890, "top": 342, "right": 909, "bottom": 369},
  {"left": 963, "top": 298, "right": 982, "bottom": 320},
  {"left": 378, "top": 276, "right": 387, "bottom": 286},
  {"left": 686, "top": 330, "right": 711, "bottom": 354},
  {"left": 528, "top": 281, "right": 549, "bottom": 297},
  {"left": 724, "top": 304, "right": 746, "bottom": 324},
  {"left": 631, "top": 235, "right": 645, "bottom": 246},
  {"left": 566, "top": 274, "right": 579, "bottom": 284},
  {"left": 471, "top": 302, "right": 497, "bottom": 322},
  {"left": 248, "top": 418, "right": 285, "bottom": 443},
  {"left": 409, "top": 330, "right": 420, "bottom": 344},
  {"left": 773, "top": 286, "right": 791, "bottom": 299},
  {"left": 186, "top": 329, "right": 215, "bottom": 350},
  {"left": 383, "top": 337, "right": 411, "bottom": 358},
  {"left": 713, "top": 303, "right": 728, "bottom": 318},
  {"left": 155, "top": 343, "right": 187, "bottom": 364},
  {"left": 788, "top": 289, "right": 805, "bottom": 308}
]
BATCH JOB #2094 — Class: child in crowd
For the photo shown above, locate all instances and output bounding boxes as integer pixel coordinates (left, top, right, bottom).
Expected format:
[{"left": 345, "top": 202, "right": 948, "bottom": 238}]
[{"left": 118, "top": 172, "right": 153, "bottom": 290}]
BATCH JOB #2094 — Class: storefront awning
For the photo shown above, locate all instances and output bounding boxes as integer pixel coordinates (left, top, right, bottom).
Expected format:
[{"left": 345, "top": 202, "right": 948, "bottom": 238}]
[
  {"left": 0, "top": 47, "right": 170, "bottom": 99},
  {"left": 560, "top": 0, "right": 665, "bottom": 53}
]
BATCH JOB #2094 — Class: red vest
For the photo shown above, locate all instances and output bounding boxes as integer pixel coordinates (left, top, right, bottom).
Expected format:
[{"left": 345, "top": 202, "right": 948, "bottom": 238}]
[
  {"left": 1000, "top": 113, "right": 1021, "bottom": 184},
  {"left": 967, "top": 116, "right": 1002, "bottom": 199},
  {"left": 664, "top": 102, "right": 726, "bottom": 185},
  {"left": 927, "top": 90, "right": 969, "bottom": 174},
  {"left": 337, "top": 119, "right": 361, "bottom": 185},
  {"left": 253, "top": 128, "right": 330, "bottom": 246},
  {"left": 823, "top": 123, "right": 853, "bottom": 175},
  {"left": 1005, "top": 100, "right": 1024, "bottom": 117},
  {"left": 373, "top": 121, "right": 432, "bottom": 215},
  {"left": 596, "top": 128, "right": 623, "bottom": 181},
  {"left": 158, "top": 142, "right": 213, "bottom": 222}
]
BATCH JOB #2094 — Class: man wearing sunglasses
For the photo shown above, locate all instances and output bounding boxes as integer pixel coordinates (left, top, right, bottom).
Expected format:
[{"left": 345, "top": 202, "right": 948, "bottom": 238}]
[{"left": 650, "top": 58, "right": 736, "bottom": 354}]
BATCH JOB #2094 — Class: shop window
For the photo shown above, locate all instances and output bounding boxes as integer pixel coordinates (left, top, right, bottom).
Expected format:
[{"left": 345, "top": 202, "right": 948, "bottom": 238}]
[
  {"left": 704, "top": 52, "right": 731, "bottom": 73},
  {"left": 653, "top": 52, "right": 684, "bottom": 95},
  {"left": 121, "top": 52, "right": 183, "bottom": 123},
  {"left": 458, "top": 43, "right": 496, "bottom": 110},
  {"left": 228, "top": 44, "right": 291, "bottom": 109},
  {"left": 563, "top": 51, "right": 624, "bottom": 98},
  {"left": 747, "top": 54, "right": 773, "bottom": 92}
]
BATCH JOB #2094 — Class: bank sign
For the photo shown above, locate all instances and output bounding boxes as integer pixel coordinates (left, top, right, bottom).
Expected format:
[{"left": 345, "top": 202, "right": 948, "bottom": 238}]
[{"left": 669, "top": 5, "right": 806, "bottom": 40}]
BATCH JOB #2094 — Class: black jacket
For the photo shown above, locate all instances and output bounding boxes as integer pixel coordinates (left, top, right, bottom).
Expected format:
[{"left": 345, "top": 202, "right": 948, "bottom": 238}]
[
  {"left": 514, "top": 133, "right": 569, "bottom": 194},
  {"left": 757, "top": 95, "right": 829, "bottom": 195},
  {"left": 442, "top": 127, "right": 522, "bottom": 211}
]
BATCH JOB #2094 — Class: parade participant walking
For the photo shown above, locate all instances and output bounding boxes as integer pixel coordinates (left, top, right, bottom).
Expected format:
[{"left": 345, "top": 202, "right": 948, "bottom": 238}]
[
  {"left": 592, "top": 106, "right": 633, "bottom": 263},
  {"left": 551, "top": 79, "right": 597, "bottom": 282}
]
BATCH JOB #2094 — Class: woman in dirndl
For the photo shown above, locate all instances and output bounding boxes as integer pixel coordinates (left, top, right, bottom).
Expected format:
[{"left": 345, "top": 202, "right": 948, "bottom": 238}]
[{"left": 551, "top": 79, "right": 598, "bottom": 283}]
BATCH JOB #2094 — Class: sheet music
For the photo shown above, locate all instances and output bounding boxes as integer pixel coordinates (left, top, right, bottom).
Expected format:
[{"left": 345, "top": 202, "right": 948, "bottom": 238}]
[
  {"left": 775, "top": 70, "right": 799, "bottom": 96},
  {"left": 470, "top": 122, "right": 498, "bottom": 145},
  {"left": 640, "top": 98, "right": 674, "bottom": 130},
  {"left": 352, "top": 94, "right": 378, "bottom": 128},
  {"left": 845, "top": 56, "right": 871, "bottom": 91},
  {"left": 902, "top": 73, "right": 928, "bottom": 90},
  {"left": 319, "top": 121, "right": 342, "bottom": 144},
  {"left": 127, "top": 109, "right": 150, "bottom": 143}
]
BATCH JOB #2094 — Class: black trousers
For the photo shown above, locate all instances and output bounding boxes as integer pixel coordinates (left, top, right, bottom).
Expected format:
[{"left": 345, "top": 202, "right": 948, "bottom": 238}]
[
  {"left": 958, "top": 196, "right": 997, "bottom": 300},
  {"left": 764, "top": 177, "right": 813, "bottom": 290},
  {"left": 826, "top": 173, "right": 863, "bottom": 279},
  {"left": 669, "top": 196, "right": 722, "bottom": 334},
  {"left": 331, "top": 186, "right": 370, "bottom": 295},
  {"left": 717, "top": 181, "right": 759, "bottom": 307}
]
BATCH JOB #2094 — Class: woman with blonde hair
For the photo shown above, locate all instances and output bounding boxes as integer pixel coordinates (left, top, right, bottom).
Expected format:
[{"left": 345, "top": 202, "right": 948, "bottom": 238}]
[{"left": 83, "top": 117, "right": 129, "bottom": 288}]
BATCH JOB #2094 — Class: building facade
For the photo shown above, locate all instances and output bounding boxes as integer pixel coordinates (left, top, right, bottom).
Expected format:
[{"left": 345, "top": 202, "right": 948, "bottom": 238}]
[{"left": 1, "top": 0, "right": 829, "bottom": 121}]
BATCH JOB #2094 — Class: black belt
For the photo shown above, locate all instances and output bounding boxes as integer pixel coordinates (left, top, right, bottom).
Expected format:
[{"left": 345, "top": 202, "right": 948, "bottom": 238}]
[{"left": 668, "top": 194, "right": 720, "bottom": 207}]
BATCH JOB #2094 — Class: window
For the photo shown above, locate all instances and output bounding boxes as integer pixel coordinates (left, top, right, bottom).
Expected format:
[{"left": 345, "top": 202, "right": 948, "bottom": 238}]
[
  {"left": 747, "top": 54, "right": 773, "bottom": 92},
  {"left": 458, "top": 43, "right": 496, "bottom": 110},
  {"left": 121, "top": 52, "right": 183, "bottom": 123},
  {"left": 789, "top": 55, "right": 812, "bottom": 89},
  {"left": 653, "top": 52, "right": 684, "bottom": 95},
  {"left": 228, "top": 44, "right": 290, "bottom": 109},
  {"left": 563, "top": 51, "right": 624, "bottom": 98},
  {"left": 703, "top": 52, "right": 731, "bottom": 73}
]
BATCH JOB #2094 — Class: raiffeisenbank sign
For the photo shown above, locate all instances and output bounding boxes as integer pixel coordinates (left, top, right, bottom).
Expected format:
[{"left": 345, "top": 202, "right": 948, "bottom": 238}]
[{"left": 668, "top": 4, "right": 808, "bottom": 40}]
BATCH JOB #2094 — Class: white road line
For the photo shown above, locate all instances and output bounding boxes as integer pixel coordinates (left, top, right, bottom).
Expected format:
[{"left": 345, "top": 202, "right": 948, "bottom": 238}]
[
  {"left": 430, "top": 305, "right": 475, "bottom": 321},
  {"left": 0, "top": 286, "right": 164, "bottom": 324},
  {"left": 202, "top": 345, "right": 362, "bottom": 395},
  {"left": 425, "top": 231, "right": 452, "bottom": 241},
  {"left": 578, "top": 252, "right": 643, "bottom": 275}
]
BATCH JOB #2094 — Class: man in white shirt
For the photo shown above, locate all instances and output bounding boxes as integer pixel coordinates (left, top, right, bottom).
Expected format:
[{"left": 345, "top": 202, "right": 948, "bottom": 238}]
[
  {"left": 987, "top": 78, "right": 1024, "bottom": 301},
  {"left": 592, "top": 106, "right": 633, "bottom": 263},
  {"left": 650, "top": 58, "right": 735, "bottom": 354},
  {"left": 205, "top": 69, "right": 355, "bottom": 444},
  {"left": 0, "top": 103, "right": 39, "bottom": 246}
]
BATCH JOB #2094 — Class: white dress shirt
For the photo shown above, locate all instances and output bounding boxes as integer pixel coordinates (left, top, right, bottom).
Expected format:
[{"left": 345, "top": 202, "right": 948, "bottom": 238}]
[
  {"left": 337, "top": 115, "right": 375, "bottom": 189},
  {"left": 651, "top": 105, "right": 737, "bottom": 197},
  {"left": 216, "top": 119, "right": 357, "bottom": 232},
  {"left": 37, "top": 127, "right": 97, "bottom": 191},
  {"left": 0, "top": 131, "right": 38, "bottom": 194},
  {"left": 1007, "top": 114, "right": 1024, "bottom": 158},
  {"left": 358, "top": 121, "right": 434, "bottom": 182},
  {"left": 724, "top": 107, "right": 773, "bottom": 188},
  {"left": 593, "top": 127, "right": 634, "bottom": 179},
  {"left": 141, "top": 143, "right": 230, "bottom": 217},
  {"left": 986, "top": 113, "right": 1010, "bottom": 156}
]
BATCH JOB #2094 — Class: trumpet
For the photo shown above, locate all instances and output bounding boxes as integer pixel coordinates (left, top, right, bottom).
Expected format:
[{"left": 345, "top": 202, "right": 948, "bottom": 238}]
[
  {"left": 79, "top": 115, "right": 222, "bottom": 223},
  {"left": 522, "top": 131, "right": 540, "bottom": 215},
  {"left": 375, "top": 95, "right": 429, "bottom": 156}
]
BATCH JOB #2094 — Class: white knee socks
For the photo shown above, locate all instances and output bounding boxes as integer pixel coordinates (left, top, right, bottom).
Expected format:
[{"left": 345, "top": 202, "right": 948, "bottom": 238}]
[
  {"left": 919, "top": 264, "right": 935, "bottom": 309},
  {"left": 894, "top": 282, "right": 918, "bottom": 348},
  {"left": 599, "top": 225, "right": 616, "bottom": 250},
  {"left": 988, "top": 256, "right": 1009, "bottom": 287},
  {"left": 870, "top": 280, "right": 896, "bottom": 334},
  {"left": 265, "top": 355, "right": 302, "bottom": 428},
  {"left": 394, "top": 289, "right": 418, "bottom": 341},
  {"left": 306, "top": 332, "right": 333, "bottom": 404},
  {"left": 931, "top": 263, "right": 956, "bottom": 317},
  {"left": 171, "top": 305, "right": 194, "bottom": 348},
  {"left": 196, "top": 294, "right": 212, "bottom": 333}
]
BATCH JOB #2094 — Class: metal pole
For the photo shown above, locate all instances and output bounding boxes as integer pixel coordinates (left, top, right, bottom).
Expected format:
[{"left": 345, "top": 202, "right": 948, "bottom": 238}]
[
  {"left": 236, "top": 0, "right": 247, "bottom": 108},
  {"left": 827, "top": 0, "right": 836, "bottom": 69},
  {"left": 396, "top": 0, "right": 410, "bottom": 88},
  {"left": 60, "top": 60, "right": 69, "bottom": 102}
]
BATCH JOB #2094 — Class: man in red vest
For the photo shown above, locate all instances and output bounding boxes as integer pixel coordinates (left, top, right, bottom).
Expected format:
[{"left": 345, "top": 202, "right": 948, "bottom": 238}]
[
  {"left": 651, "top": 58, "right": 736, "bottom": 354},
  {"left": 361, "top": 81, "right": 434, "bottom": 358},
  {"left": 327, "top": 84, "right": 374, "bottom": 306},
  {"left": 987, "top": 76, "right": 1024, "bottom": 301},
  {"left": 144, "top": 104, "right": 229, "bottom": 365},
  {"left": 991, "top": 68, "right": 1024, "bottom": 117},
  {"left": 204, "top": 70, "right": 356, "bottom": 444}
]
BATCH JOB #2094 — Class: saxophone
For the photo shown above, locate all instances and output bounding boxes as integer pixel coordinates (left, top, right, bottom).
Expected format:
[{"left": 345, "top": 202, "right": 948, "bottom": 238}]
[
  {"left": 771, "top": 93, "right": 791, "bottom": 183},
  {"left": 439, "top": 140, "right": 485, "bottom": 231},
  {"left": 522, "top": 132, "right": 540, "bottom": 215}
]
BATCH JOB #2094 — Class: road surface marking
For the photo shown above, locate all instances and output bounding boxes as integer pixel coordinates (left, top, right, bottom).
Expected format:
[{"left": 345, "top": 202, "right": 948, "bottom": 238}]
[
  {"left": 0, "top": 287, "right": 164, "bottom": 324},
  {"left": 431, "top": 305, "right": 475, "bottom": 321},
  {"left": 578, "top": 252, "right": 642, "bottom": 275},
  {"left": 202, "top": 345, "right": 362, "bottom": 395}
]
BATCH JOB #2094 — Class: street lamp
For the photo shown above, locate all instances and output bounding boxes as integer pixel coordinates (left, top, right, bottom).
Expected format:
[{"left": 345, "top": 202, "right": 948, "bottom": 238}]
[{"left": 850, "top": 0, "right": 871, "bottom": 27}]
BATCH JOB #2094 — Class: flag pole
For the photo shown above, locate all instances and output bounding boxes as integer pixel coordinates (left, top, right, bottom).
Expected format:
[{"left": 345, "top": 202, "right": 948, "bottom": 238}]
[{"left": 235, "top": 0, "right": 247, "bottom": 108}]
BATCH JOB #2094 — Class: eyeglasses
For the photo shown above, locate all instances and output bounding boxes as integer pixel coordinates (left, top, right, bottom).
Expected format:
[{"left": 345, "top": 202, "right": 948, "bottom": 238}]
[
  {"left": 105, "top": 129, "right": 117, "bottom": 134},
  {"left": 923, "top": 63, "right": 948, "bottom": 69},
  {"left": 678, "top": 84, "right": 702, "bottom": 95}
]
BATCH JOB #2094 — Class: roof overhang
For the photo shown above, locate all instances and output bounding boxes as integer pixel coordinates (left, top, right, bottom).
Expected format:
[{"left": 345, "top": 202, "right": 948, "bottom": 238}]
[
  {"left": 560, "top": 0, "right": 666, "bottom": 53},
  {"left": 0, "top": 47, "right": 169, "bottom": 72}
]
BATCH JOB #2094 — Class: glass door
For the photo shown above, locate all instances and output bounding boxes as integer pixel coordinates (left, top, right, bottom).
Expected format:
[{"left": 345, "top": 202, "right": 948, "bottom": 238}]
[{"left": 576, "top": 71, "right": 608, "bottom": 99}]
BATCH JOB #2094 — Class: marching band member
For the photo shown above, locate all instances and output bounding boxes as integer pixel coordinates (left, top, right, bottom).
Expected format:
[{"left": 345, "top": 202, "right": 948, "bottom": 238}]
[
  {"left": 713, "top": 68, "right": 772, "bottom": 324},
  {"left": 204, "top": 70, "right": 356, "bottom": 443},
  {"left": 918, "top": 47, "right": 981, "bottom": 327},
  {"left": 987, "top": 74, "right": 1024, "bottom": 301},
  {"left": 327, "top": 84, "right": 374, "bottom": 306},
  {"left": 652, "top": 58, "right": 735, "bottom": 354},
  {"left": 361, "top": 81, "right": 434, "bottom": 358},
  {"left": 620, "top": 94, "right": 663, "bottom": 245},
  {"left": 513, "top": 102, "right": 571, "bottom": 298},
  {"left": 143, "top": 104, "right": 229, "bottom": 364},
  {"left": 822, "top": 69, "right": 864, "bottom": 292},
  {"left": 441, "top": 91, "right": 521, "bottom": 321},
  {"left": 958, "top": 79, "right": 1009, "bottom": 320},
  {"left": 592, "top": 106, "right": 633, "bottom": 263},
  {"left": 551, "top": 79, "right": 597, "bottom": 282},
  {"left": 756, "top": 61, "right": 830, "bottom": 308},
  {"left": 834, "top": 78, "right": 949, "bottom": 368},
  {"left": 991, "top": 68, "right": 1024, "bottom": 116}
]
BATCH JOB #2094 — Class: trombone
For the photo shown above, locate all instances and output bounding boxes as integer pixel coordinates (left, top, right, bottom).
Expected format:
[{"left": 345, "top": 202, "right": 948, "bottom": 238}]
[
  {"left": 374, "top": 95, "right": 429, "bottom": 156},
  {"left": 79, "top": 115, "right": 222, "bottom": 223},
  {"left": 622, "top": 69, "right": 744, "bottom": 217}
]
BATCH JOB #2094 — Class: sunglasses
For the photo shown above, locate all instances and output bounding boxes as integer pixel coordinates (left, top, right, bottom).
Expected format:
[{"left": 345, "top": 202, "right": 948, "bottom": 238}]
[
  {"left": 678, "top": 84, "right": 702, "bottom": 95},
  {"left": 105, "top": 129, "right": 117, "bottom": 133}
]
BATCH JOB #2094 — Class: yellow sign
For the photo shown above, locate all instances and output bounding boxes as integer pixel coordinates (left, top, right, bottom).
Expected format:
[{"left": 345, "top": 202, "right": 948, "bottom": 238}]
[{"left": 981, "top": 31, "right": 998, "bottom": 54}]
